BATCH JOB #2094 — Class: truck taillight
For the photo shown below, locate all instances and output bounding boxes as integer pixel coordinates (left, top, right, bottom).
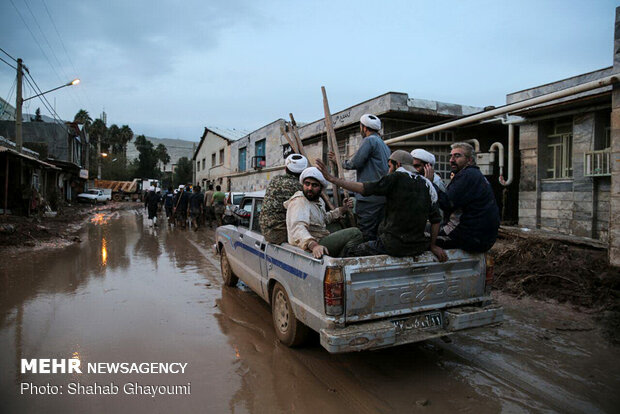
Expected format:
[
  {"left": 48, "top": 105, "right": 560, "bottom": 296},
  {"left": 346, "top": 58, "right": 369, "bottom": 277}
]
[
  {"left": 485, "top": 254, "right": 494, "bottom": 294},
  {"left": 324, "top": 266, "right": 344, "bottom": 316}
]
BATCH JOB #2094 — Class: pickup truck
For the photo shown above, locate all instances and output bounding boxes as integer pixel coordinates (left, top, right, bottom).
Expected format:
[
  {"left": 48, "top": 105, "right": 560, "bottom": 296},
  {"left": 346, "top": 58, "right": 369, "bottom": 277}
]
[
  {"left": 214, "top": 192, "right": 503, "bottom": 353},
  {"left": 77, "top": 189, "right": 111, "bottom": 204}
]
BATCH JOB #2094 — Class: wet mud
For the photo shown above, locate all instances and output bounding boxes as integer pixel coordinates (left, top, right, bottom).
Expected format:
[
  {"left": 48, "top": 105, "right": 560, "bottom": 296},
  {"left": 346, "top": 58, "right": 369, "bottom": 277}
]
[{"left": 1, "top": 210, "right": 618, "bottom": 413}]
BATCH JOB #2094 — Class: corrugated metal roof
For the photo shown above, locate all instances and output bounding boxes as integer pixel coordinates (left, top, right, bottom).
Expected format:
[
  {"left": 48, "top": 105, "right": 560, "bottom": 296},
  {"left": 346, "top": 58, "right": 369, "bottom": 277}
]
[
  {"left": 206, "top": 126, "right": 249, "bottom": 141},
  {"left": 0, "top": 145, "right": 60, "bottom": 170}
]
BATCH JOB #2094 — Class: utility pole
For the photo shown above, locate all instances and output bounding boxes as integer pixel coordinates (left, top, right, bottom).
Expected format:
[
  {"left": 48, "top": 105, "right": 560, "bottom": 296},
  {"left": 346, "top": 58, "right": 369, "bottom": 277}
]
[{"left": 15, "top": 58, "right": 23, "bottom": 152}]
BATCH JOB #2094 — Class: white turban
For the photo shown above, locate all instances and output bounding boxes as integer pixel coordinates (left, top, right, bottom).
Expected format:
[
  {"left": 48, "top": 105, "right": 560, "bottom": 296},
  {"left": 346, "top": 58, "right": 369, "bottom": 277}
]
[
  {"left": 285, "top": 154, "right": 308, "bottom": 173},
  {"left": 299, "top": 167, "right": 328, "bottom": 188},
  {"left": 360, "top": 114, "right": 381, "bottom": 131},
  {"left": 411, "top": 149, "right": 436, "bottom": 166}
]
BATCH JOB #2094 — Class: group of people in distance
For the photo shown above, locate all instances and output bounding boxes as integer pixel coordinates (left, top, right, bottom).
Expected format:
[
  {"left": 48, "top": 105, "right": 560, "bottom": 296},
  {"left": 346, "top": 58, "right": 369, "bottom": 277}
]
[
  {"left": 144, "top": 183, "right": 229, "bottom": 229},
  {"left": 261, "top": 113, "right": 500, "bottom": 261}
]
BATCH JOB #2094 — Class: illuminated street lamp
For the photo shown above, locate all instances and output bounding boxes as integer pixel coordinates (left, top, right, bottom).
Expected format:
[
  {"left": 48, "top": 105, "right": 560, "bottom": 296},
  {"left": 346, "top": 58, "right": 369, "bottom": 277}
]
[{"left": 21, "top": 78, "right": 81, "bottom": 102}]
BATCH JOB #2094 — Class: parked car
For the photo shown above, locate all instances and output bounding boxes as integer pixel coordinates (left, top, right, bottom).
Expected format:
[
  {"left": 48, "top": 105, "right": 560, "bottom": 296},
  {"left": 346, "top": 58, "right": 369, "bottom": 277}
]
[
  {"left": 77, "top": 189, "right": 110, "bottom": 205},
  {"left": 214, "top": 193, "right": 503, "bottom": 353}
]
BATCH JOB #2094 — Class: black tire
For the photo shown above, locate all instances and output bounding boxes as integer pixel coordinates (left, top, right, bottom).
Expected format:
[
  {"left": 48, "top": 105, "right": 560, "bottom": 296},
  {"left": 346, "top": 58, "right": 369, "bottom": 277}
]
[
  {"left": 220, "top": 248, "right": 239, "bottom": 287},
  {"left": 271, "top": 282, "right": 309, "bottom": 347}
]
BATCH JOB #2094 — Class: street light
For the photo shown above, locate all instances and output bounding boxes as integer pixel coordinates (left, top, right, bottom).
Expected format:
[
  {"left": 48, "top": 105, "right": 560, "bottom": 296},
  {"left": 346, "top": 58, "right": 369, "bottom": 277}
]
[
  {"left": 22, "top": 78, "right": 80, "bottom": 102},
  {"left": 15, "top": 57, "right": 80, "bottom": 152}
]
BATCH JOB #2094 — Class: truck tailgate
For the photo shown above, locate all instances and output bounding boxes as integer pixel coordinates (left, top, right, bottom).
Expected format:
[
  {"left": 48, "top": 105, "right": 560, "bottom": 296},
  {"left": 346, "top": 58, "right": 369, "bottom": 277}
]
[{"left": 344, "top": 250, "right": 486, "bottom": 322}]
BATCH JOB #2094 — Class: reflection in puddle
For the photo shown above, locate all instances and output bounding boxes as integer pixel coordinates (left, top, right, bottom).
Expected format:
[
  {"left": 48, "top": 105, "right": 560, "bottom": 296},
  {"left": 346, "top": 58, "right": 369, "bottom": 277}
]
[
  {"left": 101, "top": 238, "right": 108, "bottom": 266},
  {"left": 90, "top": 213, "right": 109, "bottom": 225}
]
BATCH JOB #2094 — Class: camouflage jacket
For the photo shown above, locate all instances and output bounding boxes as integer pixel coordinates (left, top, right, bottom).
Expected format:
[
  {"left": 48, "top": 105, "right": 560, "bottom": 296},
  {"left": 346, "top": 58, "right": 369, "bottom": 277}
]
[{"left": 259, "top": 174, "right": 302, "bottom": 243}]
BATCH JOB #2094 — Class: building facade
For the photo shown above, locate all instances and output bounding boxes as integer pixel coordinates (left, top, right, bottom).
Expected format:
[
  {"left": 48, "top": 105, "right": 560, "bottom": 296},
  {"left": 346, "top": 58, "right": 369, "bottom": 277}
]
[{"left": 193, "top": 127, "right": 246, "bottom": 189}]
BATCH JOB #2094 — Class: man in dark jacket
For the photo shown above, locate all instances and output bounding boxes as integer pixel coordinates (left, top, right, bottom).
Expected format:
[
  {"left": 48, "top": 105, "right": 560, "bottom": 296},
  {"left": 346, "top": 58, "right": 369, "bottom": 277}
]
[
  {"left": 316, "top": 151, "right": 447, "bottom": 261},
  {"left": 164, "top": 187, "right": 174, "bottom": 220},
  {"left": 144, "top": 186, "right": 161, "bottom": 227},
  {"left": 173, "top": 185, "right": 191, "bottom": 228},
  {"left": 426, "top": 142, "right": 500, "bottom": 253},
  {"left": 189, "top": 185, "right": 204, "bottom": 231}
]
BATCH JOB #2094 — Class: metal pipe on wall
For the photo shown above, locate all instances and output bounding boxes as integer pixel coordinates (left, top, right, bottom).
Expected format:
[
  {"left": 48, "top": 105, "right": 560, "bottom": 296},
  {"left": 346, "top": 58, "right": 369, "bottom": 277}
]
[{"left": 384, "top": 75, "right": 618, "bottom": 146}]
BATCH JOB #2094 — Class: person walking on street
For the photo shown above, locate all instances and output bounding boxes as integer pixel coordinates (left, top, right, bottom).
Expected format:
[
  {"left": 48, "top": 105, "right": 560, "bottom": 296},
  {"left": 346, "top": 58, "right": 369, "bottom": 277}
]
[
  {"left": 211, "top": 185, "right": 226, "bottom": 227},
  {"left": 328, "top": 113, "right": 390, "bottom": 241},
  {"left": 144, "top": 186, "right": 161, "bottom": 227},
  {"left": 204, "top": 184, "right": 215, "bottom": 228},
  {"left": 189, "top": 185, "right": 204, "bottom": 231},
  {"left": 164, "top": 186, "right": 174, "bottom": 221},
  {"left": 259, "top": 154, "right": 307, "bottom": 244}
]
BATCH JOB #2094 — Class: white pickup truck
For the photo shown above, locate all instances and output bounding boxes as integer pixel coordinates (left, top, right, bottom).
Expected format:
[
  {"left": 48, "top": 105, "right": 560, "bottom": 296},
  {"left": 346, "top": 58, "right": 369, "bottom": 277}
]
[
  {"left": 77, "top": 189, "right": 111, "bottom": 204},
  {"left": 214, "top": 192, "right": 503, "bottom": 353}
]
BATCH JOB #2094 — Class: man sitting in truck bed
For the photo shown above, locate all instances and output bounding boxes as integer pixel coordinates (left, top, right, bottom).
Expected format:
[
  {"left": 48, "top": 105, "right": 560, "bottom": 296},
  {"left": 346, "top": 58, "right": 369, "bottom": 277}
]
[
  {"left": 284, "top": 167, "right": 363, "bottom": 259},
  {"left": 424, "top": 142, "right": 500, "bottom": 253},
  {"left": 316, "top": 151, "right": 447, "bottom": 262},
  {"left": 259, "top": 154, "right": 307, "bottom": 244}
]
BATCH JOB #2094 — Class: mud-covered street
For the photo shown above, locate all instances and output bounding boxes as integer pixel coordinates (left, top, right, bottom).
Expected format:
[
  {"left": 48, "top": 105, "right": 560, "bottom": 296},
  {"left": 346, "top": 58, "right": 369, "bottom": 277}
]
[{"left": 1, "top": 209, "right": 619, "bottom": 413}]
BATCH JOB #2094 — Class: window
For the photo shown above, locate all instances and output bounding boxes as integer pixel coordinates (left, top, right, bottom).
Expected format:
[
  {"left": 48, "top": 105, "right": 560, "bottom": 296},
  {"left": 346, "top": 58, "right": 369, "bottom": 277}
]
[
  {"left": 252, "top": 139, "right": 266, "bottom": 169},
  {"left": 251, "top": 199, "right": 263, "bottom": 234},
  {"left": 212, "top": 153, "right": 216, "bottom": 166},
  {"left": 238, "top": 199, "right": 252, "bottom": 227},
  {"left": 196, "top": 160, "right": 200, "bottom": 171},
  {"left": 238, "top": 147, "right": 247, "bottom": 172},
  {"left": 202, "top": 158, "right": 206, "bottom": 170},
  {"left": 546, "top": 118, "right": 573, "bottom": 179},
  {"left": 219, "top": 149, "right": 224, "bottom": 164}
]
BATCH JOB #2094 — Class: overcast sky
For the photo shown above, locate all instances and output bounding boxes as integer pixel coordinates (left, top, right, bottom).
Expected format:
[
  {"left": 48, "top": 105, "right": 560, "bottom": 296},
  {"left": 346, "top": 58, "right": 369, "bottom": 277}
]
[{"left": 0, "top": 0, "right": 617, "bottom": 141}]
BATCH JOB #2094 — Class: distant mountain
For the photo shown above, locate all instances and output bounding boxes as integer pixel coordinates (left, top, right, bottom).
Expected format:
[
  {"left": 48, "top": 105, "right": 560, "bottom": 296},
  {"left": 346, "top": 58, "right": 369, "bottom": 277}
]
[{"left": 126, "top": 136, "right": 196, "bottom": 163}]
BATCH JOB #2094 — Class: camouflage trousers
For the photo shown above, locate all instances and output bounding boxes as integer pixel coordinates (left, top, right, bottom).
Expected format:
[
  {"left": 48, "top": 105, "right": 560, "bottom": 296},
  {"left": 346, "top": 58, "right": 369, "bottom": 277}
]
[{"left": 263, "top": 222, "right": 288, "bottom": 245}]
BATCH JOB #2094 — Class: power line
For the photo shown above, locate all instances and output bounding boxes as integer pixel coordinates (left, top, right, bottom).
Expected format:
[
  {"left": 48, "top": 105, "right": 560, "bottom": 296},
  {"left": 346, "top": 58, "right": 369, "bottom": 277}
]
[
  {"left": 0, "top": 56, "right": 17, "bottom": 70},
  {"left": 9, "top": 0, "right": 66, "bottom": 95},
  {"left": 23, "top": 71, "right": 67, "bottom": 130},
  {"left": 21, "top": 0, "right": 82, "bottom": 110},
  {"left": 0, "top": 46, "right": 17, "bottom": 62},
  {"left": 40, "top": 0, "right": 92, "bottom": 109}
]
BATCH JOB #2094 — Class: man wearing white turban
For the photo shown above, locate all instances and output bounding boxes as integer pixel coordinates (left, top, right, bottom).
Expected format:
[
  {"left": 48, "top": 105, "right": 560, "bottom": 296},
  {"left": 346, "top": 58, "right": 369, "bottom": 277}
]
[
  {"left": 328, "top": 113, "right": 390, "bottom": 241},
  {"left": 411, "top": 148, "right": 447, "bottom": 193},
  {"left": 284, "top": 167, "right": 363, "bottom": 258},
  {"left": 260, "top": 154, "right": 308, "bottom": 244}
]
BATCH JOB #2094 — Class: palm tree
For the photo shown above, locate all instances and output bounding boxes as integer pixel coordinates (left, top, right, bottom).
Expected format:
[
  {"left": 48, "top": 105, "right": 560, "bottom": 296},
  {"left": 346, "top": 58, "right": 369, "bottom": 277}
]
[
  {"left": 155, "top": 143, "right": 171, "bottom": 171},
  {"left": 74, "top": 109, "right": 93, "bottom": 128},
  {"left": 119, "top": 125, "right": 133, "bottom": 156}
]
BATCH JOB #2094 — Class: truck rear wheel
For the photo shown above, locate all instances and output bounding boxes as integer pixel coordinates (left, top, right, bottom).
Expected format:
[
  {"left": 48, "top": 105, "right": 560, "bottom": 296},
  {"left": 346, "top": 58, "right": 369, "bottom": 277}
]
[
  {"left": 220, "top": 249, "right": 238, "bottom": 287},
  {"left": 271, "top": 282, "right": 309, "bottom": 347}
]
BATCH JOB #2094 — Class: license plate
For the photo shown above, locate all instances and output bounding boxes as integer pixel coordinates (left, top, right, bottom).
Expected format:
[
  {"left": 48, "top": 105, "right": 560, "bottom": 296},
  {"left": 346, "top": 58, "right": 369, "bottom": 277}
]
[{"left": 392, "top": 312, "right": 442, "bottom": 334}]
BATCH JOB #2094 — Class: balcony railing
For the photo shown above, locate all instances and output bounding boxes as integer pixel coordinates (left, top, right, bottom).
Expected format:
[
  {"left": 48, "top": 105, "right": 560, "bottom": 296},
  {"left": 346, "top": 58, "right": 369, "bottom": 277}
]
[{"left": 584, "top": 149, "right": 611, "bottom": 177}]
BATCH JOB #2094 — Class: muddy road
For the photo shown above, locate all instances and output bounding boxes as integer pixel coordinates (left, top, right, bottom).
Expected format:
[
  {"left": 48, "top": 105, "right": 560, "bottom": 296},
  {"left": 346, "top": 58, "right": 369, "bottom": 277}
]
[{"left": 1, "top": 210, "right": 618, "bottom": 413}]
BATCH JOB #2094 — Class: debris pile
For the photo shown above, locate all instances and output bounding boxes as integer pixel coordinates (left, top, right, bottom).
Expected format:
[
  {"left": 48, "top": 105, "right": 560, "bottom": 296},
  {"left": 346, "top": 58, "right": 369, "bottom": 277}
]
[{"left": 491, "top": 236, "right": 620, "bottom": 343}]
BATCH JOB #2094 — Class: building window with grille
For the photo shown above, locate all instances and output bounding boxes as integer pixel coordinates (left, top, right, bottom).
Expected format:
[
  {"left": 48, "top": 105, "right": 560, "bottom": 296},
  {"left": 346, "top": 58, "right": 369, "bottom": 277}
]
[
  {"left": 219, "top": 148, "right": 224, "bottom": 164},
  {"left": 212, "top": 153, "right": 216, "bottom": 166},
  {"left": 546, "top": 118, "right": 573, "bottom": 179},
  {"left": 202, "top": 158, "right": 206, "bottom": 170}
]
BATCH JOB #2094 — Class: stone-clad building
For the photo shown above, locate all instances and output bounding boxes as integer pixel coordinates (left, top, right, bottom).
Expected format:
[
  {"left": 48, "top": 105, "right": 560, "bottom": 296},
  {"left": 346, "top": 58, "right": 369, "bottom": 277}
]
[{"left": 509, "top": 68, "right": 613, "bottom": 241}]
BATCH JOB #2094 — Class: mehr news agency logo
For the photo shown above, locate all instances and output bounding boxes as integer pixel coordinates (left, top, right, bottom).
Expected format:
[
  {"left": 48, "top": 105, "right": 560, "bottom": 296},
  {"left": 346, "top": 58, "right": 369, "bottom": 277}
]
[{"left": 19, "top": 358, "right": 191, "bottom": 397}]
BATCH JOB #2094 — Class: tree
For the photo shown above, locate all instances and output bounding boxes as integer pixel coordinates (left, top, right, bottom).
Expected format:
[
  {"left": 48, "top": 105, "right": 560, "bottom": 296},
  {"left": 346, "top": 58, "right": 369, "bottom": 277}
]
[
  {"left": 155, "top": 144, "right": 170, "bottom": 167},
  {"left": 174, "top": 157, "right": 193, "bottom": 186},
  {"left": 132, "top": 135, "right": 159, "bottom": 178},
  {"left": 31, "top": 107, "right": 43, "bottom": 122},
  {"left": 74, "top": 109, "right": 92, "bottom": 127},
  {"left": 88, "top": 118, "right": 108, "bottom": 177},
  {"left": 119, "top": 125, "right": 133, "bottom": 155}
]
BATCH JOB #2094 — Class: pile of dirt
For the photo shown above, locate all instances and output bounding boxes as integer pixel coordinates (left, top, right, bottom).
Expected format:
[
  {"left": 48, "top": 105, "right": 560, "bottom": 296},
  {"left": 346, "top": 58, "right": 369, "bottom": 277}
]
[
  {"left": 491, "top": 236, "right": 620, "bottom": 343},
  {"left": 0, "top": 205, "right": 90, "bottom": 247}
]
